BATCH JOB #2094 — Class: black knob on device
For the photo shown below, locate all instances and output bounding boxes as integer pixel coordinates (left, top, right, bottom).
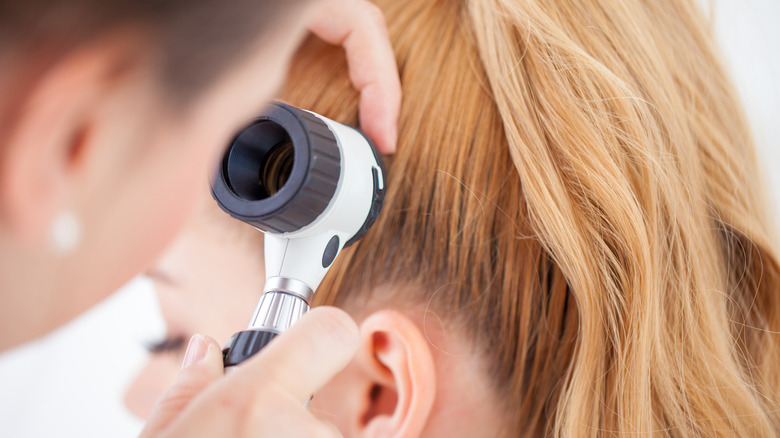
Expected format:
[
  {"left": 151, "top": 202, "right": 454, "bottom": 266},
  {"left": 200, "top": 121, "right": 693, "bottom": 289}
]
[{"left": 222, "top": 330, "right": 279, "bottom": 368}]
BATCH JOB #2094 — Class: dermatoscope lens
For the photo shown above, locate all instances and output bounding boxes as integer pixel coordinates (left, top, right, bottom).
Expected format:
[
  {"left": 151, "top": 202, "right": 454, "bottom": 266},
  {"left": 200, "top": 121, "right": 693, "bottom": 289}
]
[
  {"left": 213, "top": 101, "right": 343, "bottom": 234},
  {"left": 262, "top": 140, "right": 294, "bottom": 196},
  {"left": 223, "top": 121, "right": 295, "bottom": 201}
]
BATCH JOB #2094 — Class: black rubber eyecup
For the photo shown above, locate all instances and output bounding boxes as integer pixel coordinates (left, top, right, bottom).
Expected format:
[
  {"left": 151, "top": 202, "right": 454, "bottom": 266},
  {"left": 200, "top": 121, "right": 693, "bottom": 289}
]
[{"left": 212, "top": 102, "right": 342, "bottom": 234}]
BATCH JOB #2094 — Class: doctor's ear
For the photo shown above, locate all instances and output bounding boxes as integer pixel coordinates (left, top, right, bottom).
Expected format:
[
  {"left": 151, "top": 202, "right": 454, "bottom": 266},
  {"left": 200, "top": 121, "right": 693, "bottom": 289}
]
[
  {"left": 310, "top": 309, "right": 436, "bottom": 438},
  {"left": 0, "top": 30, "right": 152, "bottom": 245}
]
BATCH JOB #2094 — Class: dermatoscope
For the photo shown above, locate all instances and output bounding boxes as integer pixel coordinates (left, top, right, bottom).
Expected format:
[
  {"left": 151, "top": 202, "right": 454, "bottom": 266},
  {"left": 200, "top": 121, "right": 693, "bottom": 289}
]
[{"left": 211, "top": 101, "right": 385, "bottom": 371}]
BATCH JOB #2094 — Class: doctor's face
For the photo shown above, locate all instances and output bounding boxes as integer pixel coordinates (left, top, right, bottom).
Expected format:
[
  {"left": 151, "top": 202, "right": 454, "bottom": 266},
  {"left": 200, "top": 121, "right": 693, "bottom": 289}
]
[{"left": 0, "top": 17, "right": 312, "bottom": 349}]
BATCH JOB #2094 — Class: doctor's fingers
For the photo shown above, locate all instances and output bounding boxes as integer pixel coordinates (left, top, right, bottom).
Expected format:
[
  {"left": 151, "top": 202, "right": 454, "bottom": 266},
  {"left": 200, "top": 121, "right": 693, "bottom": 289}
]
[
  {"left": 308, "top": 0, "right": 401, "bottom": 155},
  {"left": 150, "top": 307, "right": 357, "bottom": 437},
  {"left": 140, "top": 335, "right": 224, "bottom": 437},
  {"left": 224, "top": 306, "right": 359, "bottom": 404},
  {"left": 158, "top": 393, "right": 344, "bottom": 438}
]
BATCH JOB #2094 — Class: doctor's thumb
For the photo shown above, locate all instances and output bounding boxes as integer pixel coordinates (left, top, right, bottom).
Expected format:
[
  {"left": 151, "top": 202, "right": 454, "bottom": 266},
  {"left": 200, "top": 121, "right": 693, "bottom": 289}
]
[{"left": 140, "top": 334, "right": 223, "bottom": 437}]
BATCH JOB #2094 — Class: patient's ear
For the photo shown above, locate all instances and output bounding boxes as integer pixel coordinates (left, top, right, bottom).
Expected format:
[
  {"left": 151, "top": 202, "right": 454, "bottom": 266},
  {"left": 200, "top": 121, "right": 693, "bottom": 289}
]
[{"left": 311, "top": 309, "right": 436, "bottom": 438}]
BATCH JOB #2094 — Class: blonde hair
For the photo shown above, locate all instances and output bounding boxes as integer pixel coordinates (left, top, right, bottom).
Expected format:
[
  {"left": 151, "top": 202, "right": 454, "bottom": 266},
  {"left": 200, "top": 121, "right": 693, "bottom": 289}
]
[{"left": 282, "top": 0, "right": 780, "bottom": 435}]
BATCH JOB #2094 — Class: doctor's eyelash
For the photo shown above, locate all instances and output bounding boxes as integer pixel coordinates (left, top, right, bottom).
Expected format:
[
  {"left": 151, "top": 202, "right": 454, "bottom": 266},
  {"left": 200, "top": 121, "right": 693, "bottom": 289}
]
[{"left": 145, "top": 336, "right": 187, "bottom": 354}]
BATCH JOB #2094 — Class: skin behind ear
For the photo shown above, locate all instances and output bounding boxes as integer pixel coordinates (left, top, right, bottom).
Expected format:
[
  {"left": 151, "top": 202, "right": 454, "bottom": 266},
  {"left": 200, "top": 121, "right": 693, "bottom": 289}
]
[{"left": 311, "top": 309, "right": 436, "bottom": 438}]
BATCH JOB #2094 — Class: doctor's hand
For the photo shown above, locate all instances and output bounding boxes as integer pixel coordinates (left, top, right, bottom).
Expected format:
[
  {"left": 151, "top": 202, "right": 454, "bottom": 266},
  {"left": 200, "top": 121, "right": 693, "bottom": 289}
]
[
  {"left": 139, "top": 307, "right": 359, "bottom": 438},
  {"left": 308, "top": 0, "right": 401, "bottom": 155}
]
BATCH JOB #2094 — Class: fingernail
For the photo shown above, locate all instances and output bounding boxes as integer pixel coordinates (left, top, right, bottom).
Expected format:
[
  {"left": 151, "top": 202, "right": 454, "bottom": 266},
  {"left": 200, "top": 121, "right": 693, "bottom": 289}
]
[{"left": 181, "top": 334, "right": 208, "bottom": 369}]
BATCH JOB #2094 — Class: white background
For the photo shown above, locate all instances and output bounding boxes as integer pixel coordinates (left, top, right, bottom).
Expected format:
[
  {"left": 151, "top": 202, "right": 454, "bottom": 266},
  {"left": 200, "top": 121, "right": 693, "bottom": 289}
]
[{"left": 0, "top": 1, "right": 778, "bottom": 436}]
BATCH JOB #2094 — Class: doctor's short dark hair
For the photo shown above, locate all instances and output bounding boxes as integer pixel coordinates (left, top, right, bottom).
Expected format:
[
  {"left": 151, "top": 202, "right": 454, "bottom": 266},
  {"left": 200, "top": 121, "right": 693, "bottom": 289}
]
[{"left": 0, "top": 0, "right": 309, "bottom": 102}]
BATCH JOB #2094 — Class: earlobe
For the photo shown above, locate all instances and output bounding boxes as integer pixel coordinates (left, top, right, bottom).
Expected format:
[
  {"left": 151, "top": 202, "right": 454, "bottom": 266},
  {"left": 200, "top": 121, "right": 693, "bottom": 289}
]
[{"left": 356, "top": 310, "right": 436, "bottom": 438}]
